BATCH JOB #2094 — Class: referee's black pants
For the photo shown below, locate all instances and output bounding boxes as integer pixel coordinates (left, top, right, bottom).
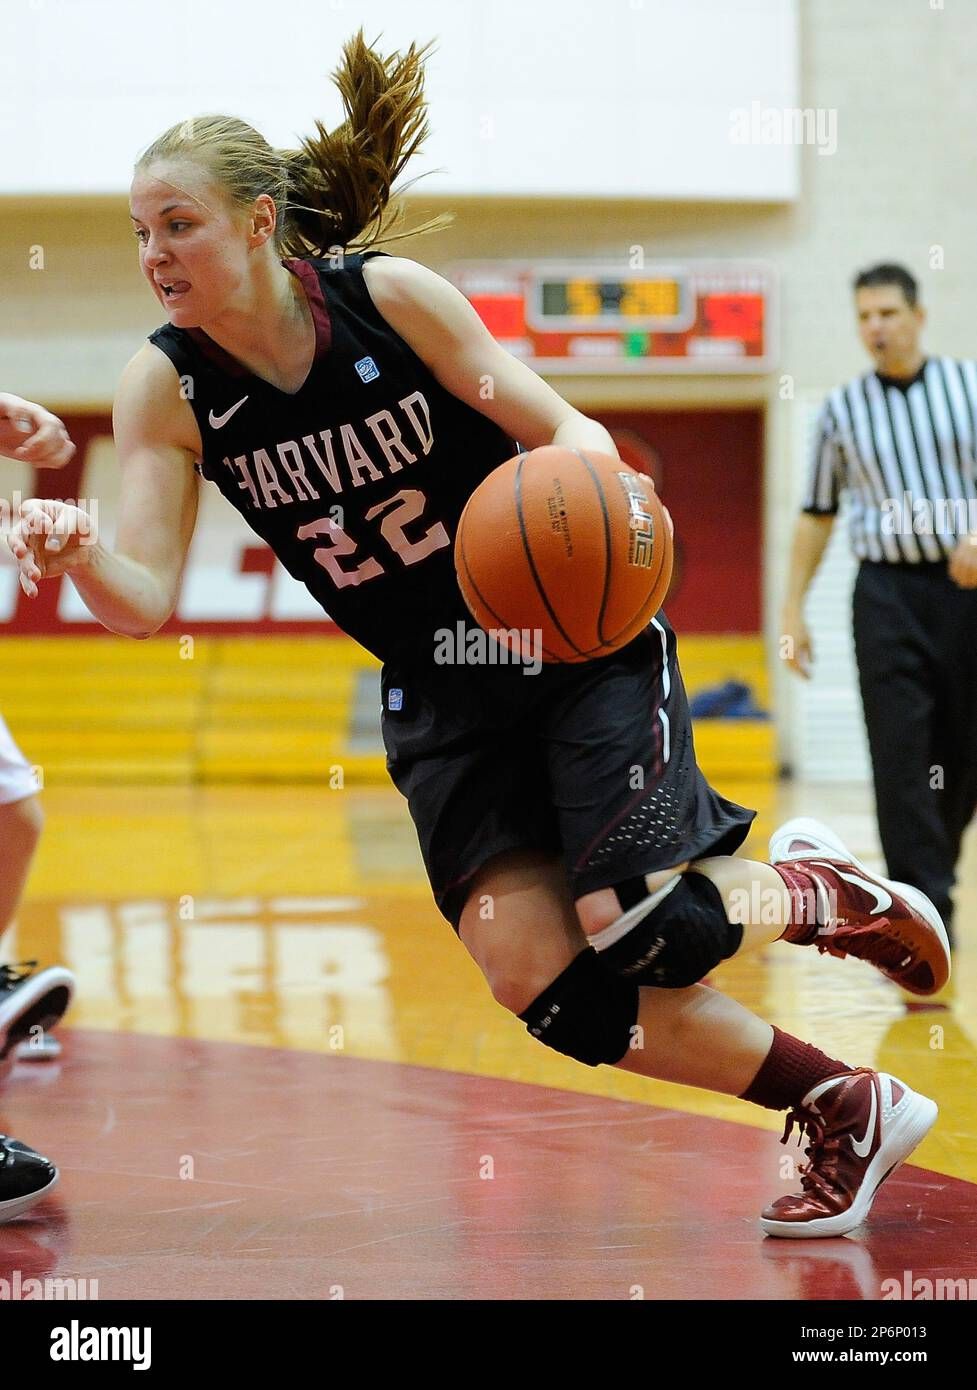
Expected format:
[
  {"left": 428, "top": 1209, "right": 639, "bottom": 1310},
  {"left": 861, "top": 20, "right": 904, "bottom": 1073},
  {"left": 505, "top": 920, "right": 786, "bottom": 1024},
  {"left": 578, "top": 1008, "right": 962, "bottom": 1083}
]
[{"left": 853, "top": 559, "right": 977, "bottom": 943}]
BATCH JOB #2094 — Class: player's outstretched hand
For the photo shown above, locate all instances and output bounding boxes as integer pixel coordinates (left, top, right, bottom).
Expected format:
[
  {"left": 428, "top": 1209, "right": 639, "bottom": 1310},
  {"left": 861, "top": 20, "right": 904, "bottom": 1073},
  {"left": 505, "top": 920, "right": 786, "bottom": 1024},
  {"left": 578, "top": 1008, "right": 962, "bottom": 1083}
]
[
  {"left": 6, "top": 498, "right": 95, "bottom": 597},
  {"left": 0, "top": 393, "right": 75, "bottom": 469}
]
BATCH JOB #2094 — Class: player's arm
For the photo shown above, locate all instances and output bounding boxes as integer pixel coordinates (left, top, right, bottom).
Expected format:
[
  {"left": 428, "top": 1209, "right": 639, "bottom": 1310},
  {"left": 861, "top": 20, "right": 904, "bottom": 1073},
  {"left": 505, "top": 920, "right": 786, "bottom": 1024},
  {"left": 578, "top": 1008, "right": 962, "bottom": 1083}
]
[
  {"left": 7, "top": 345, "right": 200, "bottom": 638},
  {"left": 363, "top": 256, "right": 620, "bottom": 458}
]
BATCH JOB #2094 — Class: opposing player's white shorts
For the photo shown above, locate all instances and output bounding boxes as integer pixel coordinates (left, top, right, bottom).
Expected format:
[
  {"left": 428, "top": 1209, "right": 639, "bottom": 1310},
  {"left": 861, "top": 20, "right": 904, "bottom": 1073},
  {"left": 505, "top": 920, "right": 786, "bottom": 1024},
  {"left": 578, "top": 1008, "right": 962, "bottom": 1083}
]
[{"left": 0, "top": 715, "right": 38, "bottom": 806}]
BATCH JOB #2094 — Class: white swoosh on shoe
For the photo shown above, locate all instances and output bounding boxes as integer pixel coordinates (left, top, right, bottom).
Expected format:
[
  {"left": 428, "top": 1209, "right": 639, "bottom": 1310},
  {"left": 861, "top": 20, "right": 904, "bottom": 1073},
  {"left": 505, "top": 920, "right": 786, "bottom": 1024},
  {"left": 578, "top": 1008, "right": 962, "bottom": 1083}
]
[
  {"left": 209, "top": 396, "right": 249, "bottom": 429},
  {"left": 851, "top": 1080, "right": 878, "bottom": 1158},
  {"left": 834, "top": 868, "right": 893, "bottom": 916}
]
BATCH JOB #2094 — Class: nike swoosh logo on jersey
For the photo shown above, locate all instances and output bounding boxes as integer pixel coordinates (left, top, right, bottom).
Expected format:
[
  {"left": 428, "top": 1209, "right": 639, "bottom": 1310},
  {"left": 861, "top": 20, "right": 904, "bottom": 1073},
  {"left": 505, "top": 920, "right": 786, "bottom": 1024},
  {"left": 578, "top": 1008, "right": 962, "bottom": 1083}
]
[
  {"left": 851, "top": 1080, "right": 878, "bottom": 1158},
  {"left": 835, "top": 868, "right": 893, "bottom": 915},
  {"left": 209, "top": 396, "right": 249, "bottom": 429}
]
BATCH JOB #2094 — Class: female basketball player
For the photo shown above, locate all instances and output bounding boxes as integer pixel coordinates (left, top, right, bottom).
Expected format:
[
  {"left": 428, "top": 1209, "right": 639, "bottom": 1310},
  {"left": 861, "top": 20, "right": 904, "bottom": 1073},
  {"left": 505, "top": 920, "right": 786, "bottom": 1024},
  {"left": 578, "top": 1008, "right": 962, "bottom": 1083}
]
[{"left": 7, "top": 31, "right": 951, "bottom": 1238}]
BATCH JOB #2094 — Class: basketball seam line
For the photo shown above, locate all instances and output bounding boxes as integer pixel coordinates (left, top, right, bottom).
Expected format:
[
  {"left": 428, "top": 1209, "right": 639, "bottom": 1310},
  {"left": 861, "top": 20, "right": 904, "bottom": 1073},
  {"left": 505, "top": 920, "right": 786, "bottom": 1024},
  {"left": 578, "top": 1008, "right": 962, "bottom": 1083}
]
[
  {"left": 457, "top": 502, "right": 562, "bottom": 663},
  {"left": 514, "top": 453, "right": 589, "bottom": 659},
  {"left": 571, "top": 449, "right": 614, "bottom": 647},
  {"left": 565, "top": 457, "right": 666, "bottom": 654}
]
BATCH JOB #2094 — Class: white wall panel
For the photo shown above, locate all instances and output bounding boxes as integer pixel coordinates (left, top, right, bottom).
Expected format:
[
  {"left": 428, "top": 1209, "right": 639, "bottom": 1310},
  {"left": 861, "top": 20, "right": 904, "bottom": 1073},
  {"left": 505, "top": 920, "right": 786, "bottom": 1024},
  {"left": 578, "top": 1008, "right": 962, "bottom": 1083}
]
[
  {"left": 788, "top": 394, "right": 872, "bottom": 784},
  {"left": 0, "top": 0, "right": 798, "bottom": 199}
]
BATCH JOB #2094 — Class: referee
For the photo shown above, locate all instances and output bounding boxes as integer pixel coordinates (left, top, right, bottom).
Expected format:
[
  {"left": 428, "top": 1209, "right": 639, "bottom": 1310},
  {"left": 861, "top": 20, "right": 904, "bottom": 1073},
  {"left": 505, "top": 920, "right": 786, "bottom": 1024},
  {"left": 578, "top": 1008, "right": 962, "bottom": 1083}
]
[{"left": 782, "top": 263, "right": 977, "bottom": 950}]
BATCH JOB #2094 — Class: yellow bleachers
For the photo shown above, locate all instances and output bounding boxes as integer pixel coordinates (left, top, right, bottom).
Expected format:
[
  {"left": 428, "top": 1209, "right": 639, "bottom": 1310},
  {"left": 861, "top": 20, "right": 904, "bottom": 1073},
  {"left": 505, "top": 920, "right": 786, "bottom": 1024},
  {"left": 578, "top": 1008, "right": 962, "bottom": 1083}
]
[
  {"left": 677, "top": 635, "right": 771, "bottom": 706},
  {"left": 0, "top": 634, "right": 775, "bottom": 784},
  {"left": 677, "top": 635, "right": 775, "bottom": 780}
]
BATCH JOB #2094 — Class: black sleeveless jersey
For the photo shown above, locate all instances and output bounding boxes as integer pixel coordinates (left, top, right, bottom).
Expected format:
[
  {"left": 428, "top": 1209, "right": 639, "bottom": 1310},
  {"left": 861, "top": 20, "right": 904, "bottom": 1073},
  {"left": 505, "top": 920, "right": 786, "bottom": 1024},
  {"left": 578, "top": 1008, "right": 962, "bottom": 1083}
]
[{"left": 148, "top": 253, "right": 517, "bottom": 665}]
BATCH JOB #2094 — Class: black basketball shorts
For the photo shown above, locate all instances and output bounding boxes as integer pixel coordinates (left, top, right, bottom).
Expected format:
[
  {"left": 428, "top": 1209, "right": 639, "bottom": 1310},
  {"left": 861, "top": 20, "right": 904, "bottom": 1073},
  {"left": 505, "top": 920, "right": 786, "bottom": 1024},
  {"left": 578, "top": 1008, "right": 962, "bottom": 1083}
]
[{"left": 380, "top": 614, "right": 756, "bottom": 930}]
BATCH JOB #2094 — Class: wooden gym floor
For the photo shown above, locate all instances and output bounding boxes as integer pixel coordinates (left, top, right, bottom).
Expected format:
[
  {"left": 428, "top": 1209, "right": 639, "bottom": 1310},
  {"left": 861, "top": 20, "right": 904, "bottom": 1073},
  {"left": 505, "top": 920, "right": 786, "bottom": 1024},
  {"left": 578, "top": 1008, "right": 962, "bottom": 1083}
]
[{"left": 0, "top": 777, "right": 974, "bottom": 1300}]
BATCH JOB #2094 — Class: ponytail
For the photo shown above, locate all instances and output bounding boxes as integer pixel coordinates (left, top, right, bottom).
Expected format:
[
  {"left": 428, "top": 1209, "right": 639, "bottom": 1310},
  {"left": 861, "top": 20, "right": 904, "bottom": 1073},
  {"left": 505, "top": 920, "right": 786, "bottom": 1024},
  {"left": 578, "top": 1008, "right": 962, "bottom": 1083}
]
[
  {"left": 281, "top": 28, "right": 452, "bottom": 256},
  {"left": 136, "top": 27, "right": 451, "bottom": 257}
]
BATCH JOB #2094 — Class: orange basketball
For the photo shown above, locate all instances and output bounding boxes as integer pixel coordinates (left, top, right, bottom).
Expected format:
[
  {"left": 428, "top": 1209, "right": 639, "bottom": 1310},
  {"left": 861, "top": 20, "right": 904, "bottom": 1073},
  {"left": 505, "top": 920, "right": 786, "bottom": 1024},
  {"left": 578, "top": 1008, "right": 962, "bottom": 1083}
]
[{"left": 454, "top": 446, "right": 673, "bottom": 664}]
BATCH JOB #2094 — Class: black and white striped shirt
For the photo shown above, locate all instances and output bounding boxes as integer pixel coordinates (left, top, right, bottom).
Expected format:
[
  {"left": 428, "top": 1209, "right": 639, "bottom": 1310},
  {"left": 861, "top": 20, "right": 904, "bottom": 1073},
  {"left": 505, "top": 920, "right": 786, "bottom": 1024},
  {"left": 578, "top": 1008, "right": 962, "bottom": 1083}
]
[{"left": 803, "top": 357, "right": 977, "bottom": 562}]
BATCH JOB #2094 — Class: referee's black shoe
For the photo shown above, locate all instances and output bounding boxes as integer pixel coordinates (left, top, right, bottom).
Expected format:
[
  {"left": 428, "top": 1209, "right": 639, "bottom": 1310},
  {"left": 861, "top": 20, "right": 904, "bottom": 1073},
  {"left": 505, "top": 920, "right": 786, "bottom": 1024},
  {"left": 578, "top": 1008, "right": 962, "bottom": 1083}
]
[{"left": 0, "top": 1136, "right": 58, "bottom": 1221}]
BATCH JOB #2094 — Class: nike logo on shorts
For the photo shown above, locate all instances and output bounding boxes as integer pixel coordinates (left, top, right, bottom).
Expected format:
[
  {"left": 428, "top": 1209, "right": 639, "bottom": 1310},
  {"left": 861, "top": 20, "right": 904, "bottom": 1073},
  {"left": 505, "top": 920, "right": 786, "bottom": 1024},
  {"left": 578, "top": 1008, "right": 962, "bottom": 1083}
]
[{"left": 209, "top": 396, "right": 249, "bottom": 429}]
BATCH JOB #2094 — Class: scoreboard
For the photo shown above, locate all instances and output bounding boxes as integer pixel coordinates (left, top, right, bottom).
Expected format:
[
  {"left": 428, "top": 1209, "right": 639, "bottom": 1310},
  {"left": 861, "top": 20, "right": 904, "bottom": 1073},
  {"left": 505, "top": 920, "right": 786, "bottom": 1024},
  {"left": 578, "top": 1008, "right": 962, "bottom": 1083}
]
[{"left": 446, "top": 261, "right": 776, "bottom": 373}]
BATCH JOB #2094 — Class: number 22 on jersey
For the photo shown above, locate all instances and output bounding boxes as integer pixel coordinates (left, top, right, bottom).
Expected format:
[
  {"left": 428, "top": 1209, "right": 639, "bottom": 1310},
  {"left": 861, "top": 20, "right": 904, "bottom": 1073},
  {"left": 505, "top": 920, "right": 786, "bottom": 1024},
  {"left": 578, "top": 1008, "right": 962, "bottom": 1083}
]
[{"left": 296, "top": 487, "right": 450, "bottom": 589}]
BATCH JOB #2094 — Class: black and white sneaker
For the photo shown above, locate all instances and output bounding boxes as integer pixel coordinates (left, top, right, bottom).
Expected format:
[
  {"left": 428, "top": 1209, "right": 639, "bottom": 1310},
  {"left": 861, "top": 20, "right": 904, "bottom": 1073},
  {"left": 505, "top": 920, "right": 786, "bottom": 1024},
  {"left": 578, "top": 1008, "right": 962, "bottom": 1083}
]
[
  {"left": 0, "top": 1135, "right": 58, "bottom": 1221},
  {"left": 0, "top": 962, "right": 74, "bottom": 1078}
]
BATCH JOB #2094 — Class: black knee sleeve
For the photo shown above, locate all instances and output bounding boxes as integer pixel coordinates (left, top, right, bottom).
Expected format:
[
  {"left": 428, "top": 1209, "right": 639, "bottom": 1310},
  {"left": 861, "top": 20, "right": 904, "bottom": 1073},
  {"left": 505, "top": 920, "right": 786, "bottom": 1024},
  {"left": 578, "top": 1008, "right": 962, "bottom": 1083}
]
[
  {"left": 598, "top": 871, "right": 742, "bottom": 987},
  {"left": 518, "top": 948, "right": 639, "bottom": 1067}
]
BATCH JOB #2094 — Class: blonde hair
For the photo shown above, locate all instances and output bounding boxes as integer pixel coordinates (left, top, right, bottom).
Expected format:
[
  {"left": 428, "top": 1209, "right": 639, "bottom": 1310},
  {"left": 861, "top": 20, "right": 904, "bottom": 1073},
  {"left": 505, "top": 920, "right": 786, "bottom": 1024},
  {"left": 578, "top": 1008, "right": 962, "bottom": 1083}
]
[{"left": 135, "top": 28, "right": 451, "bottom": 256}]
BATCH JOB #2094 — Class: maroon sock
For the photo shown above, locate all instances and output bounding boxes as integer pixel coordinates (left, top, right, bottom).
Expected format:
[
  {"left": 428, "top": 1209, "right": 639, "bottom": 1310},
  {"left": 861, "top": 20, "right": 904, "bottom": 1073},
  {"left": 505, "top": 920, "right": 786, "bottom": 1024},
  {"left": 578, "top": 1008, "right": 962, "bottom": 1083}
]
[
  {"left": 739, "top": 1026, "right": 852, "bottom": 1110},
  {"left": 771, "top": 864, "right": 823, "bottom": 944}
]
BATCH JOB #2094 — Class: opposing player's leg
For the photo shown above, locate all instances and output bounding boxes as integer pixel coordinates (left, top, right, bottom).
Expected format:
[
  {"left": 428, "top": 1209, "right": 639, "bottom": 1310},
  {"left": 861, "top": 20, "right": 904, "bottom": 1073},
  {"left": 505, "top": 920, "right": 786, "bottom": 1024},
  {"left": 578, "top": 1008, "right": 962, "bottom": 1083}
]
[
  {"left": 0, "top": 718, "right": 74, "bottom": 1071},
  {"left": 0, "top": 793, "right": 43, "bottom": 936}
]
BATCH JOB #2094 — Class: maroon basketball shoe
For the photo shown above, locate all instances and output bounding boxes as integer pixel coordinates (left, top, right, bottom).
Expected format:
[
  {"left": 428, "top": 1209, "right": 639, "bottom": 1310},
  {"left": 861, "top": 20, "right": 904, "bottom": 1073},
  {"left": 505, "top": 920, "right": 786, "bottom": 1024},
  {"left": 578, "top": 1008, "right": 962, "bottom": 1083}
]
[
  {"left": 761, "top": 1069, "right": 937, "bottom": 1238},
  {"left": 769, "top": 817, "right": 951, "bottom": 996}
]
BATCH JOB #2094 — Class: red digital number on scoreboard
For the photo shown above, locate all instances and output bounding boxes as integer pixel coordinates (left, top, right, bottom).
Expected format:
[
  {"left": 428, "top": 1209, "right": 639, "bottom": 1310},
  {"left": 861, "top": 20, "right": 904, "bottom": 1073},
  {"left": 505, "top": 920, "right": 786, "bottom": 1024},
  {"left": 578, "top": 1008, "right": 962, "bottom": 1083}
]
[{"left": 701, "top": 294, "right": 764, "bottom": 343}]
